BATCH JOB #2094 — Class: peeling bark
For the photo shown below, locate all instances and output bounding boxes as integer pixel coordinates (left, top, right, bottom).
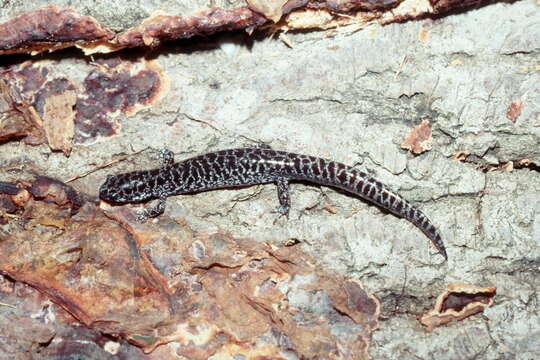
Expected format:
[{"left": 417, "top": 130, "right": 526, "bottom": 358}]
[{"left": 0, "top": 1, "right": 495, "bottom": 56}]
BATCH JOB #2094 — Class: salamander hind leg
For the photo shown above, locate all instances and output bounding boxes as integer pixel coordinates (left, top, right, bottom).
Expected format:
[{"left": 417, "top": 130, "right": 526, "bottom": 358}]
[
  {"left": 136, "top": 197, "right": 167, "bottom": 222},
  {"left": 275, "top": 178, "right": 291, "bottom": 219}
]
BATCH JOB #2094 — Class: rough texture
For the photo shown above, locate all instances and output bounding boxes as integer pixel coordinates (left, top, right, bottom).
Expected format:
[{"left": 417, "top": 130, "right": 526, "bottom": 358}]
[
  {"left": 0, "top": 5, "right": 114, "bottom": 55},
  {"left": 1, "top": 58, "right": 169, "bottom": 147},
  {"left": 0, "top": 0, "right": 496, "bottom": 55},
  {"left": 401, "top": 119, "right": 433, "bottom": 154},
  {"left": 420, "top": 282, "right": 496, "bottom": 331},
  {"left": 0, "top": 277, "right": 147, "bottom": 359},
  {"left": 1, "top": 0, "right": 539, "bottom": 358},
  {"left": 0, "top": 177, "right": 380, "bottom": 359}
]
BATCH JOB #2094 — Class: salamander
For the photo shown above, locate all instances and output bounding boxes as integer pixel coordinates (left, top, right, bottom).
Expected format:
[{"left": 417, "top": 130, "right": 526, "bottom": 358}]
[{"left": 99, "top": 147, "right": 447, "bottom": 259}]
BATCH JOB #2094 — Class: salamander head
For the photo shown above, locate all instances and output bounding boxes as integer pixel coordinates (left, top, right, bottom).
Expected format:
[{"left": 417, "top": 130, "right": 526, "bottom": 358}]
[{"left": 99, "top": 172, "right": 155, "bottom": 204}]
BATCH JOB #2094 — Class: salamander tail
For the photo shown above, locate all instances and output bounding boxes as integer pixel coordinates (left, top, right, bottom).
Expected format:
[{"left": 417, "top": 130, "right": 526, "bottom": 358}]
[{"left": 401, "top": 201, "right": 447, "bottom": 260}]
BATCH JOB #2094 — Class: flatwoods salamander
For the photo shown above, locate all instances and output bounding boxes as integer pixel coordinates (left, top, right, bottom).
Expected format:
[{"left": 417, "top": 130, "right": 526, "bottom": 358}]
[{"left": 99, "top": 147, "right": 447, "bottom": 259}]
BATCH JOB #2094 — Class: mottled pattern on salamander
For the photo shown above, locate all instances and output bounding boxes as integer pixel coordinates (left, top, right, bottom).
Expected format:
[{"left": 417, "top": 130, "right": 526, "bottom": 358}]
[{"left": 99, "top": 147, "right": 447, "bottom": 259}]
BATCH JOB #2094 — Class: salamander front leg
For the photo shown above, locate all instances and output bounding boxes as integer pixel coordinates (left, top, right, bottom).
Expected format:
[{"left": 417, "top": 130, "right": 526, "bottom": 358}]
[
  {"left": 136, "top": 197, "right": 167, "bottom": 222},
  {"left": 158, "top": 148, "right": 175, "bottom": 167},
  {"left": 246, "top": 142, "right": 273, "bottom": 150},
  {"left": 275, "top": 178, "right": 291, "bottom": 219}
]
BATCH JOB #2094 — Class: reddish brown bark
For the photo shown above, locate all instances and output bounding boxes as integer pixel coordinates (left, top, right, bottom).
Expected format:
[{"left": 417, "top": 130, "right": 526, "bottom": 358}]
[{"left": 0, "top": 1, "right": 494, "bottom": 56}]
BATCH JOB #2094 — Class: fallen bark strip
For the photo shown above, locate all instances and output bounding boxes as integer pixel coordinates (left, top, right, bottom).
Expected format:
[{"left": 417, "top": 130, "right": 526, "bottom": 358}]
[
  {"left": 0, "top": 0, "right": 491, "bottom": 56},
  {"left": 0, "top": 6, "right": 114, "bottom": 55},
  {"left": 116, "top": 7, "right": 267, "bottom": 49}
]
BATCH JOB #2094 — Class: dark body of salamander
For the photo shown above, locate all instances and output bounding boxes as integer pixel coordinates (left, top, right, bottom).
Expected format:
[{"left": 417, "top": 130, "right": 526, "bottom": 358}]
[{"left": 99, "top": 147, "right": 447, "bottom": 259}]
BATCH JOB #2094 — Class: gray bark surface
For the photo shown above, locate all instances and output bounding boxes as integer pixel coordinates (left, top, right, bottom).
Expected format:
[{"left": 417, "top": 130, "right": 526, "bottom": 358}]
[{"left": 1, "top": 0, "right": 539, "bottom": 359}]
